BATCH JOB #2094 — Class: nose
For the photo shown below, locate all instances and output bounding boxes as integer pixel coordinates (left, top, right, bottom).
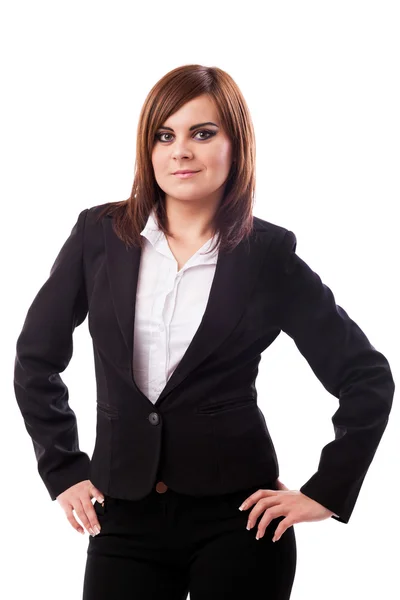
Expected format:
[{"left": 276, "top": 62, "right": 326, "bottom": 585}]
[{"left": 171, "top": 145, "right": 194, "bottom": 160}]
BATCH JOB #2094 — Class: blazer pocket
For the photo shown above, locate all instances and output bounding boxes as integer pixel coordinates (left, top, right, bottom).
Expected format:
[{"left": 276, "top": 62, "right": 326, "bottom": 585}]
[
  {"left": 196, "top": 397, "right": 255, "bottom": 415},
  {"left": 96, "top": 402, "right": 119, "bottom": 420},
  {"left": 93, "top": 498, "right": 106, "bottom": 517}
]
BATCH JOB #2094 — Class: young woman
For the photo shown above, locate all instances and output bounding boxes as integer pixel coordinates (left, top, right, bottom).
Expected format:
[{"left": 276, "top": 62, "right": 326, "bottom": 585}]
[{"left": 14, "top": 64, "right": 394, "bottom": 600}]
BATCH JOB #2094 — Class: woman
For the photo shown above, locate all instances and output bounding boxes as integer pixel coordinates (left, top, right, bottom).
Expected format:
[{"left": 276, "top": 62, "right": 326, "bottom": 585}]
[{"left": 14, "top": 64, "right": 395, "bottom": 600}]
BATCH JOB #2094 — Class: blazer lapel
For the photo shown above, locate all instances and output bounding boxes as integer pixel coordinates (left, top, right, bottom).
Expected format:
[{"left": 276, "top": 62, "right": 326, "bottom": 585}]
[{"left": 103, "top": 215, "right": 269, "bottom": 408}]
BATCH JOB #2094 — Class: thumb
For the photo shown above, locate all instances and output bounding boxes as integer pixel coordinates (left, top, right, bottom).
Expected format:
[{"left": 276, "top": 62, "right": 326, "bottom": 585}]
[{"left": 275, "top": 478, "right": 289, "bottom": 491}]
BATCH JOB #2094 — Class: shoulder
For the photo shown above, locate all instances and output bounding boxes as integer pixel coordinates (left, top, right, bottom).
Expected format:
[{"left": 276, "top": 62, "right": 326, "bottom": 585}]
[
  {"left": 72, "top": 203, "right": 116, "bottom": 254},
  {"left": 86, "top": 201, "right": 115, "bottom": 221},
  {"left": 252, "top": 214, "right": 297, "bottom": 255},
  {"left": 76, "top": 202, "right": 116, "bottom": 236}
]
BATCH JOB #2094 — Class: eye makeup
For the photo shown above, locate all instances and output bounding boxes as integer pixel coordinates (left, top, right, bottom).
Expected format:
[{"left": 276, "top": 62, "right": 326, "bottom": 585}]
[{"left": 154, "top": 129, "right": 217, "bottom": 143}]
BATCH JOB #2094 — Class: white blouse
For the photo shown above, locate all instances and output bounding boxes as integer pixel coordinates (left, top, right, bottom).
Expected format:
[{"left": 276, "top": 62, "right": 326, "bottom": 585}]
[{"left": 132, "top": 208, "right": 220, "bottom": 404}]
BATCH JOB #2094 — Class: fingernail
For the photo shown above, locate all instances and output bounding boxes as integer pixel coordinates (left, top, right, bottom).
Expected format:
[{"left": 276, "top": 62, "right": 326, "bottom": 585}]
[
  {"left": 98, "top": 497, "right": 104, "bottom": 504},
  {"left": 238, "top": 502, "right": 246, "bottom": 510}
]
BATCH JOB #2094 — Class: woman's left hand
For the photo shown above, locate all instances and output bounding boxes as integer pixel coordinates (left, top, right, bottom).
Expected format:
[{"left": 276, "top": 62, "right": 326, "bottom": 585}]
[{"left": 238, "top": 478, "right": 338, "bottom": 542}]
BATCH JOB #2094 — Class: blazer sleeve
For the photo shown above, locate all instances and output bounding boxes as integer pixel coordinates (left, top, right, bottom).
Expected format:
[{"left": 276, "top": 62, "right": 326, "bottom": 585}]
[
  {"left": 278, "top": 230, "right": 395, "bottom": 524},
  {"left": 13, "top": 208, "right": 91, "bottom": 501}
]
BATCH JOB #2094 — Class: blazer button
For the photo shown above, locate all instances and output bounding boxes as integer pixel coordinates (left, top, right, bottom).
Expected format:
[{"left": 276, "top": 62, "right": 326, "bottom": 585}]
[
  {"left": 155, "top": 481, "right": 168, "bottom": 493},
  {"left": 149, "top": 412, "right": 160, "bottom": 425}
]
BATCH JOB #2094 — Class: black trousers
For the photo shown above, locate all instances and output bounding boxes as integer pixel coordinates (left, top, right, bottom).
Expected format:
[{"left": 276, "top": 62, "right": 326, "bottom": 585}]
[{"left": 82, "top": 478, "right": 297, "bottom": 600}]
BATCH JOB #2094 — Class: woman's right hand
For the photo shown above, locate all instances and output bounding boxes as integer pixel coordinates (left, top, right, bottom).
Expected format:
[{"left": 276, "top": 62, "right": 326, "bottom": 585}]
[{"left": 56, "top": 479, "right": 105, "bottom": 536}]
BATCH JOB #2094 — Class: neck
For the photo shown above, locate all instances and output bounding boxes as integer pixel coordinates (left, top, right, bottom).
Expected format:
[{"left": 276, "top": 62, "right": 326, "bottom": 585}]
[{"left": 162, "top": 198, "right": 219, "bottom": 240}]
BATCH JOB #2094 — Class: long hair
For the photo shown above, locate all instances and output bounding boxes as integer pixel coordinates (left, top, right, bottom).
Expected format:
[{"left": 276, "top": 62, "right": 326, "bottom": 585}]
[{"left": 96, "top": 64, "right": 256, "bottom": 254}]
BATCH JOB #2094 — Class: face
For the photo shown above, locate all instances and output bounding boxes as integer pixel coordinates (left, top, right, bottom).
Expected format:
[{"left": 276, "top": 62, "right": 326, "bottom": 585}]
[{"left": 151, "top": 94, "right": 233, "bottom": 208}]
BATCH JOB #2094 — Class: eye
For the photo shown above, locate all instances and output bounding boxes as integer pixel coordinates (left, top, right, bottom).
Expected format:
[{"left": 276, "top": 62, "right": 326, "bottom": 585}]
[{"left": 154, "top": 129, "right": 216, "bottom": 143}]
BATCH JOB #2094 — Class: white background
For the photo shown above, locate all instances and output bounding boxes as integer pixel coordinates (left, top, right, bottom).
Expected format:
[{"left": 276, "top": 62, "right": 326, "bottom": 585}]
[{"left": 2, "top": 1, "right": 399, "bottom": 598}]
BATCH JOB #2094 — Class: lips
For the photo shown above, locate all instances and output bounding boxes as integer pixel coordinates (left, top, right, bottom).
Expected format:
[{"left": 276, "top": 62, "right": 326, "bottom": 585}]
[
  {"left": 173, "top": 171, "right": 200, "bottom": 179},
  {"left": 173, "top": 170, "right": 199, "bottom": 175}
]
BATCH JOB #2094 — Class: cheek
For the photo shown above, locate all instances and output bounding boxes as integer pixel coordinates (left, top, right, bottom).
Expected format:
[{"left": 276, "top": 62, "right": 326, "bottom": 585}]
[
  {"left": 151, "top": 153, "right": 160, "bottom": 173},
  {"left": 209, "top": 142, "right": 232, "bottom": 168},
  {"left": 207, "top": 150, "right": 232, "bottom": 176},
  {"left": 151, "top": 160, "right": 167, "bottom": 185},
  {"left": 151, "top": 147, "right": 165, "bottom": 171}
]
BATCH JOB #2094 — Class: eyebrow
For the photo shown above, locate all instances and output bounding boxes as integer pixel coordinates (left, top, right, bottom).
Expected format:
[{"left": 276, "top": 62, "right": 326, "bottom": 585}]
[{"left": 157, "top": 121, "right": 219, "bottom": 131}]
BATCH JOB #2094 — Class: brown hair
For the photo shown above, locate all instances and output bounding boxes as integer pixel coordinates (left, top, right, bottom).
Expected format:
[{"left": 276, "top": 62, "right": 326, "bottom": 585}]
[{"left": 96, "top": 64, "right": 256, "bottom": 254}]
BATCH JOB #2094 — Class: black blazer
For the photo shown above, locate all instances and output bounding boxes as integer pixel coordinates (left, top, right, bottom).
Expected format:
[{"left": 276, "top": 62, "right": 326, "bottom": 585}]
[{"left": 13, "top": 203, "right": 395, "bottom": 524}]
